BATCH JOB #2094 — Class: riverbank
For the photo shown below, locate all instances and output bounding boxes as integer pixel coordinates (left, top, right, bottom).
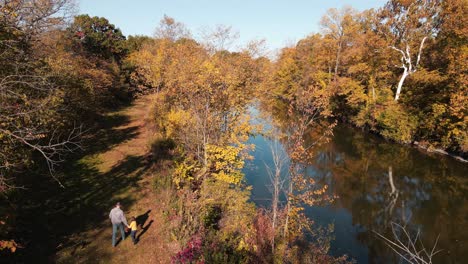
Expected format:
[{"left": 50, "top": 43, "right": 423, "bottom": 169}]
[
  {"left": 349, "top": 122, "right": 468, "bottom": 163},
  {"left": 244, "top": 109, "right": 468, "bottom": 263},
  {"left": 268, "top": 96, "right": 468, "bottom": 164},
  {"left": 412, "top": 141, "right": 468, "bottom": 163}
]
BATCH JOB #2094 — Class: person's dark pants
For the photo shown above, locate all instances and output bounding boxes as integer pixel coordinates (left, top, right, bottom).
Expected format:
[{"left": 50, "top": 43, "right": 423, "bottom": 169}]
[
  {"left": 112, "top": 223, "right": 126, "bottom": 247},
  {"left": 130, "top": 230, "right": 137, "bottom": 244}
]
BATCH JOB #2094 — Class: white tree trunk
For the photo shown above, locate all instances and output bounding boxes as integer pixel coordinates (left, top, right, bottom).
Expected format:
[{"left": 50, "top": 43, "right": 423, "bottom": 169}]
[
  {"left": 386, "top": 166, "right": 399, "bottom": 218},
  {"left": 395, "top": 68, "right": 409, "bottom": 101},
  {"left": 283, "top": 179, "right": 292, "bottom": 237},
  {"left": 392, "top": 37, "right": 427, "bottom": 101},
  {"left": 388, "top": 166, "right": 396, "bottom": 194},
  {"left": 372, "top": 86, "right": 375, "bottom": 102},
  {"left": 334, "top": 41, "right": 342, "bottom": 82}
]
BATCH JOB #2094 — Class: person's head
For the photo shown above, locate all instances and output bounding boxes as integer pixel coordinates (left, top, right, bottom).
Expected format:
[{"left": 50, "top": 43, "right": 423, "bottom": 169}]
[
  {"left": 131, "top": 216, "right": 136, "bottom": 222},
  {"left": 116, "top": 202, "right": 121, "bottom": 208}
]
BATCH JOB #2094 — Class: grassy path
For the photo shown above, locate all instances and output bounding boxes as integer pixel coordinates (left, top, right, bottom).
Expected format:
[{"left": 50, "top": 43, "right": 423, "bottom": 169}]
[{"left": 56, "top": 94, "right": 177, "bottom": 263}]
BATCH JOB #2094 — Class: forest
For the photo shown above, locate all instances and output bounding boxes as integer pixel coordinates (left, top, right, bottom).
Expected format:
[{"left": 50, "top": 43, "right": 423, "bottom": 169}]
[{"left": 0, "top": 0, "right": 466, "bottom": 263}]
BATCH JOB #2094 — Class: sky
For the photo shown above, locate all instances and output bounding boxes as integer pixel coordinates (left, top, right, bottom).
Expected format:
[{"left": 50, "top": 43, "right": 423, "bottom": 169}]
[{"left": 78, "top": 0, "right": 387, "bottom": 52}]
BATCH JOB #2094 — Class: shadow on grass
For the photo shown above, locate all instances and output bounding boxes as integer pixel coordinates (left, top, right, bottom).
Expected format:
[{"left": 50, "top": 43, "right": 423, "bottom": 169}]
[
  {"left": 136, "top": 210, "right": 151, "bottom": 229},
  {"left": 53, "top": 154, "right": 149, "bottom": 262},
  {"left": 137, "top": 220, "right": 154, "bottom": 242},
  {"left": 150, "top": 138, "right": 176, "bottom": 163},
  {"left": 1, "top": 108, "right": 149, "bottom": 263},
  {"left": 83, "top": 112, "right": 140, "bottom": 156}
]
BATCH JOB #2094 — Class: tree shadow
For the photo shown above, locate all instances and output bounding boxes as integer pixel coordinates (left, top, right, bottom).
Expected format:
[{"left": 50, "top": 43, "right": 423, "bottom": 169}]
[
  {"left": 83, "top": 113, "right": 140, "bottom": 156},
  {"left": 150, "top": 138, "right": 176, "bottom": 163},
  {"left": 1, "top": 106, "right": 149, "bottom": 262}
]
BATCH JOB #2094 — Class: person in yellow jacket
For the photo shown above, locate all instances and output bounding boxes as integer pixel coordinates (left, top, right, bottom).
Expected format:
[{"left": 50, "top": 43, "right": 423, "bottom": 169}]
[{"left": 128, "top": 216, "right": 138, "bottom": 245}]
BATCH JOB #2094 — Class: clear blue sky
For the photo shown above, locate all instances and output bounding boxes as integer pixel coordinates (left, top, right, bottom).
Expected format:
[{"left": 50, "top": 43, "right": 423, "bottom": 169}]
[{"left": 79, "top": 0, "right": 386, "bottom": 51}]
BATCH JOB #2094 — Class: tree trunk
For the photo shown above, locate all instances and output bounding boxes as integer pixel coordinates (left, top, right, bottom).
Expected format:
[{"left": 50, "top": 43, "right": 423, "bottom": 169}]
[
  {"left": 388, "top": 166, "right": 396, "bottom": 194},
  {"left": 333, "top": 41, "right": 342, "bottom": 82},
  {"left": 372, "top": 86, "right": 375, "bottom": 102},
  {"left": 283, "top": 179, "right": 293, "bottom": 238},
  {"left": 395, "top": 68, "right": 409, "bottom": 101},
  {"left": 272, "top": 170, "right": 279, "bottom": 229}
]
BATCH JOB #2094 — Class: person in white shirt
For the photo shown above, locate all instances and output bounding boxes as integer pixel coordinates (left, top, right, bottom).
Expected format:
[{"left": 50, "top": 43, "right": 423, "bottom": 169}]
[{"left": 109, "top": 202, "right": 129, "bottom": 247}]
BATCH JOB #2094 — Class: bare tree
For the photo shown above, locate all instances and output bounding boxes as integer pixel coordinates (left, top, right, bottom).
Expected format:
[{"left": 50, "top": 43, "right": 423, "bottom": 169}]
[
  {"left": 375, "top": 222, "right": 441, "bottom": 264},
  {"left": 154, "top": 15, "right": 191, "bottom": 41},
  {"left": 200, "top": 24, "right": 239, "bottom": 53},
  {"left": 243, "top": 38, "right": 268, "bottom": 58},
  {"left": 320, "top": 6, "right": 359, "bottom": 83},
  {"left": 264, "top": 137, "right": 287, "bottom": 251},
  {"left": 1, "top": 0, "right": 77, "bottom": 38}
]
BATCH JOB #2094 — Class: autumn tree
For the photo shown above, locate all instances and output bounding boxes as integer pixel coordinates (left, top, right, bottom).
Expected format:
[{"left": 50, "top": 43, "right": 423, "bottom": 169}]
[
  {"left": 0, "top": 0, "right": 83, "bottom": 192},
  {"left": 320, "top": 6, "right": 360, "bottom": 83},
  {"left": 0, "top": 0, "right": 81, "bottom": 255},
  {"left": 131, "top": 27, "right": 262, "bottom": 168},
  {"left": 282, "top": 87, "right": 335, "bottom": 238},
  {"left": 130, "top": 18, "right": 269, "bottom": 262},
  {"left": 0, "top": 0, "right": 75, "bottom": 39},
  {"left": 425, "top": 0, "right": 468, "bottom": 152},
  {"left": 379, "top": 0, "right": 442, "bottom": 101},
  {"left": 67, "top": 14, "right": 127, "bottom": 61}
]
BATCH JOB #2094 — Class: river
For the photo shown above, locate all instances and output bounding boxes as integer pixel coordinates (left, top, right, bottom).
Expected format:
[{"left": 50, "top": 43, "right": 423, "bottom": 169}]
[{"left": 243, "top": 106, "right": 467, "bottom": 263}]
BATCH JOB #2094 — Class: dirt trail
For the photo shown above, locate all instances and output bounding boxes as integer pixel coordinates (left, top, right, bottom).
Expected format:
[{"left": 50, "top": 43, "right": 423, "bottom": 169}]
[{"left": 56, "top": 94, "right": 177, "bottom": 263}]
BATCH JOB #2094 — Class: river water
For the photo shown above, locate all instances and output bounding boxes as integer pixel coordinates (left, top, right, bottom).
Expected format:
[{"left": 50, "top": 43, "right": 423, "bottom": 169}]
[{"left": 243, "top": 106, "right": 467, "bottom": 263}]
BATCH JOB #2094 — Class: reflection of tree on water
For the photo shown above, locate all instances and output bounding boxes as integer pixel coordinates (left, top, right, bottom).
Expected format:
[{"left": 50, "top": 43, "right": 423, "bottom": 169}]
[
  {"left": 307, "top": 125, "right": 468, "bottom": 263},
  {"left": 257, "top": 99, "right": 467, "bottom": 262},
  {"left": 384, "top": 166, "right": 399, "bottom": 224}
]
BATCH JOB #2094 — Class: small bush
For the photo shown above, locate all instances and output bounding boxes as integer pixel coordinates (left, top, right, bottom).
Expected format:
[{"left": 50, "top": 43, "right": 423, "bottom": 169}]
[
  {"left": 152, "top": 170, "right": 173, "bottom": 191},
  {"left": 151, "top": 138, "right": 176, "bottom": 162},
  {"left": 354, "top": 100, "right": 418, "bottom": 144},
  {"left": 203, "top": 205, "right": 222, "bottom": 230},
  {"left": 376, "top": 103, "right": 418, "bottom": 144},
  {"left": 172, "top": 235, "right": 204, "bottom": 264}
]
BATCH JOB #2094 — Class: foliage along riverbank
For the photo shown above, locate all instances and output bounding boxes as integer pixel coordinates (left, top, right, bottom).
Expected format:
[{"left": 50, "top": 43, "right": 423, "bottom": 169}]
[
  {"left": 1, "top": 0, "right": 466, "bottom": 263},
  {"left": 128, "top": 17, "right": 351, "bottom": 262},
  {"left": 0, "top": 2, "right": 349, "bottom": 262},
  {"left": 270, "top": 0, "right": 467, "bottom": 160}
]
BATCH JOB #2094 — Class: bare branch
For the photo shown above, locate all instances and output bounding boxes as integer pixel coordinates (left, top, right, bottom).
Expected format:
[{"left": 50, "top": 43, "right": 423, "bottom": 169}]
[
  {"left": 374, "top": 222, "right": 442, "bottom": 264},
  {"left": 1, "top": 124, "right": 84, "bottom": 188},
  {"left": 415, "top": 36, "right": 428, "bottom": 69},
  {"left": 390, "top": 46, "right": 407, "bottom": 60}
]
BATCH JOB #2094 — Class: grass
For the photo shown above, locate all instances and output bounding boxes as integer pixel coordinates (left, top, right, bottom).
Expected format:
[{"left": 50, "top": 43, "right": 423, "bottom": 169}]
[
  {"left": 1, "top": 94, "right": 179, "bottom": 263},
  {"left": 0, "top": 95, "right": 180, "bottom": 263},
  {"left": 53, "top": 94, "right": 180, "bottom": 263}
]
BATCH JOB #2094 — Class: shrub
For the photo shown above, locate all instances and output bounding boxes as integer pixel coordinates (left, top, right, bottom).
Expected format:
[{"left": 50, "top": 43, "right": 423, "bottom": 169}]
[
  {"left": 152, "top": 170, "right": 173, "bottom": 192},
  {"left": 354, "top": 100, "right": 418, "bottom": 144},
  {"left": 151, "top": 138, "right": 176, "bottom": 162},
  {"left": 172, "top": 235, "right": 204, "bottom": 264},
  {"left": 376, "top": 103, "right": 418, "bottom": 144}
]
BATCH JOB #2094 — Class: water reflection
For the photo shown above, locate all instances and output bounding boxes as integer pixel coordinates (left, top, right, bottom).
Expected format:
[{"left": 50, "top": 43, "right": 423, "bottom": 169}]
[{"left": 244, "top": 105, "right": 468, "bottom": 263}]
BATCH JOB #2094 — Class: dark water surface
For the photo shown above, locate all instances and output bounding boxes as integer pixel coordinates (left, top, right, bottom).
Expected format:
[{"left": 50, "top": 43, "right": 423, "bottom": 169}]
[{"left": 243, "top": 107, "right": 467, "bottom": 264}]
